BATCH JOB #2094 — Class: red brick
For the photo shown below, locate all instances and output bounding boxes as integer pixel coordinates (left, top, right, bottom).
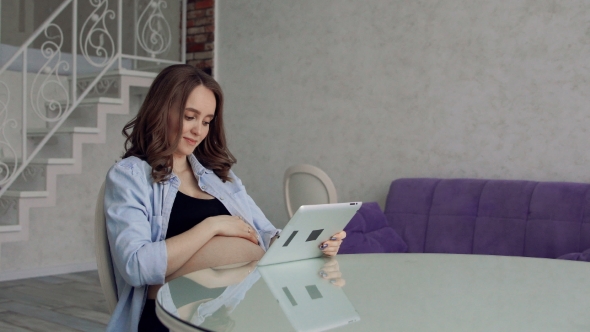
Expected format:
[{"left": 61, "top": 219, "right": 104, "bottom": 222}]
[
  {"left": 205, "top": 8, "right": 214, "bottom": 17},
  {"left": 188, "top": 59, "right": 213, "bottom": 68},
  {"left": 194, "top": 17, "right": 214, "bottom": 27},
  {"left": 186, "top": 25, "right": 205, "bottom": 34},
  {"left": 192, "top": 33, "right": 210, "bottom": 43},
  {"left": 207, "top": 32, "right": 215, "bottom": 42},
  {"left": 187, "top": 29, "right": 208, "bottom": 38},
  {"left": 186, "top": 36, "right": 204, "bottom": 44},
  {"left": 187, "top": 9, "right": 205, "bottom": 19},
  {"left": 186, "top": 0, "right": 199, "bottom": 10},
  {"left": 204, "top": 25, "right": 215, "bottom": 33},
  {"left": 187, "top": 43, "right": 206, "bottom": 52},
  {"left": 204, "top": 42, "right": 214, "bottom": 51},
  {"left": 194, "top": 0, "right": 214, "bottom": 10},
  {"left": 192, "top": 51, "right": 213, "bottom": 60}
]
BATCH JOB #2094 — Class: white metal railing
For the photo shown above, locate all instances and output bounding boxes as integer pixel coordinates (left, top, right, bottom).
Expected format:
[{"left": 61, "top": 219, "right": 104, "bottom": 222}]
[{"left": 0, "top": 0, "right": 187, "bottom": 198}]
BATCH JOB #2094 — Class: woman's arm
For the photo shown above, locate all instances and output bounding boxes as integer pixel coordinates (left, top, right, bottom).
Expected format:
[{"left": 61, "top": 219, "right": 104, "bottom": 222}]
[
  {"left": 165, "top": 226, "right": 262, "bottom": 278},
  {"left": 105, "top": 162, "right": 168, "bottom": 287}
]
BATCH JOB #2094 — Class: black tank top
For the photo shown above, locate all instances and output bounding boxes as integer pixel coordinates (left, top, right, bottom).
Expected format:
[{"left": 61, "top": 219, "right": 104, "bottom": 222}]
[{"left": 166, "top": 191, "right": 231, "bottom": 239}]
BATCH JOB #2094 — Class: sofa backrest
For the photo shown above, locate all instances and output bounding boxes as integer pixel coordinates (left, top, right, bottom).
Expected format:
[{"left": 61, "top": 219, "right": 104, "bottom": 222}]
[{"left": 384, "top": 178, "right": 590, "bottom": 258}]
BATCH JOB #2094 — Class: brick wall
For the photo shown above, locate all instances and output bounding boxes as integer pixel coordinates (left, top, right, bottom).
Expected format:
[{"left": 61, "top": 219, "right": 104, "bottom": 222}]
[{"left": 186, "top": 0, "right": 214, "bottom": 75}]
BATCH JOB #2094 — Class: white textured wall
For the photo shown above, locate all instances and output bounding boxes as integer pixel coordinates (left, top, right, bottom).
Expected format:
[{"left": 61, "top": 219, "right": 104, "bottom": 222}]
[{"left": 217, "top": 0, "right": 590, "bottom": 227}]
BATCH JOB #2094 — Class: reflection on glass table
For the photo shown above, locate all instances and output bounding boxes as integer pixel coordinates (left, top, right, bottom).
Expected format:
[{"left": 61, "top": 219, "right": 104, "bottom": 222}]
[
  {"left": 156, "top": 257, "right": 358, "bottom": 332},
  {"left": 157, "top": 254, "right": 590, "bottom": 331},
  {"left": 258, "top": 258, "right": 360, "bottom": 332},
  {"left": 157, "top": 260, "right": 260, "bottom": 332}
]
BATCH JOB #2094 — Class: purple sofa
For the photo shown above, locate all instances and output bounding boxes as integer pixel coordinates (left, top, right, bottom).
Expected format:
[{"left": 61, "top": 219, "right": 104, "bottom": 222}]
[{"left": 341, "top": 178, "right": 590, "bottom": 261}]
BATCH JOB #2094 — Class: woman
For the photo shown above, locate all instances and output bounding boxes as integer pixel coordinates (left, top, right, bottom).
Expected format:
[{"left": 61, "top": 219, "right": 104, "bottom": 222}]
[{"left": 103, "top": 64, "right": 346, "bottom": 332}]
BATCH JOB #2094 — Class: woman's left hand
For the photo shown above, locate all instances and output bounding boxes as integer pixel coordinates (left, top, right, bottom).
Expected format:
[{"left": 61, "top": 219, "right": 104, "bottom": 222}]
[{"left": 319, "top": 231, "right": 346, "bottom": 257}]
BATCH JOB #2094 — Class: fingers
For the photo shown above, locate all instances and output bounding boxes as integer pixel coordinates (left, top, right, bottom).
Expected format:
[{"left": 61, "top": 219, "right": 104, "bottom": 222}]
[
  {"left": 318, "top": 267, "right": 341, "bottom": 279},
  {"left": 244, "top": 225, "right": 258, "bottom": 245},
  {"left": 215, "top": 215, "right": 259, "bottom": 245},
  {"left": 319, "top": 265, "right": 342, "bottom": 279},
  {"left": 329, "top": 278, "right": 346, "bottom": 287},
  {"left": 319, "top": 231, "right": 346, "bottom": 256},
  {"left": 237, "top": 216, "right": 259, "bottom": 245},
  {"left": 334, "top": 231, "right": 346, "bottom": 240},
  {"left": 321, "top": 259, "right": 340, "bottom": 271},
  {"left": 319, "top": 259, "right": 345, "bottom": 287}
]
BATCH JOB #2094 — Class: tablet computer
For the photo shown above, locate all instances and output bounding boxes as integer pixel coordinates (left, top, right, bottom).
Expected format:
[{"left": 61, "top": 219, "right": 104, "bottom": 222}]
[
  {"left": 258, "top": 258, "right": 361, "bottom": 332},
  {"left": 257, "top": 202, "right": 361, "bottom": 266}
]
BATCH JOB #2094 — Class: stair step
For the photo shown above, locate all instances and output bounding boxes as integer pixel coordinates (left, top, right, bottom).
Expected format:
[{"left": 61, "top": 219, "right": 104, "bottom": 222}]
[
  {"left": 82, "top": 97, "right": 123, "bottom": 105},
  {"left": 74, "top": 69, "right": 158, "bottom": 80},
  {"left": 53, "top": 97, "right": 123, "bottom": 107},
  {"left": 3, "top": 190, "right": 49, "bottom": 198},
  {"left": 118, "top": 69, "right": 159, "bottom": 78},
  {"left": 27, "top": 127, "right": 100, "bottom": 136},
  {"left": 0, "top": 158, "right": 75, "bottom": 165},
  {"left": 0, "top": 225, "right": 22, "bottom": 233}
]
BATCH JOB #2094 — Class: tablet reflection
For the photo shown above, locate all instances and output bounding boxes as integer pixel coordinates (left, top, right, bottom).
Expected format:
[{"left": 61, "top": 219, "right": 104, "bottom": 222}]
[{"left": 258, "top": 258, "right": 361, "bottom": 332}]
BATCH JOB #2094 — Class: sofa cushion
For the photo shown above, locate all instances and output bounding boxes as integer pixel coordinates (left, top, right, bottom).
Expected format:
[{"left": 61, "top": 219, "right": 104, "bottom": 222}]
[
  {"left": 340, "top": 202, "right": 407, "bottom": 254},
  {"left": 384, "top": 178, "right": 590, "bottom": 259},
  {"left": 557, "top": 248, "right": 590, "bottom": 262}
]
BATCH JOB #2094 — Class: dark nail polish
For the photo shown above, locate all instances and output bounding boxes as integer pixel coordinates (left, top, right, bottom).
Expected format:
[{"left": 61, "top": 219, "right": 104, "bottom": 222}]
[
  {"left": 319, "top": 271, "right": 328, "bottom": 278},
  {"left": 320, "top": 243, "right": 328, "bottom": 249},
  {"left": 330, "top": 236, "right": 337, "bottom": 241},
  {"left": 330, "top": 279, "right": 336, "bottom": 284}
]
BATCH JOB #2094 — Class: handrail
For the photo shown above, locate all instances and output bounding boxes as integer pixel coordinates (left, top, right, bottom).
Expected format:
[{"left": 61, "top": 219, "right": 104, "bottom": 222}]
[
  {"left": 0, "top": 0, "right": 74, "bottom": 76},
  {"left": 0, "top": 0, "right": 186, "bottom": 198}
]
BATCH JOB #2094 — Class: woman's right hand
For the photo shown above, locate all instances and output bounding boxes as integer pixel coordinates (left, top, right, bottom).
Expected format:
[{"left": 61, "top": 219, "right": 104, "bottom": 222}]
[
  {"left": 204, "top": 215, "right": 259, "bottom": 245},
  {"left": 318, "top": 259, "right": 346, "bottom": 287}
]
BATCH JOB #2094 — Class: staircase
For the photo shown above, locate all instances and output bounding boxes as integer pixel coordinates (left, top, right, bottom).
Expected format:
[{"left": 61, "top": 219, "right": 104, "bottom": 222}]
[
  {"left": 0, "top": 0, "right": 186, "bottom": 255},
  {"left": 0, "top": 69, "right": 156, "bottom": 244}
]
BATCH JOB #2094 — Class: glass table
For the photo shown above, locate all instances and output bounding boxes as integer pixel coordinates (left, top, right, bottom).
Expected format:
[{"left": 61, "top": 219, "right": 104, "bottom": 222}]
[{"left": 156, "top": 253, "right": 590, "bottom": 331}]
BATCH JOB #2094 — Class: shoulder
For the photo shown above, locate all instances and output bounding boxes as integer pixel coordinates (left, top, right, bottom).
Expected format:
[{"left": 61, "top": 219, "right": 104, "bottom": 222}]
[
  {"left": 106, "top": 156, "right": 153, "bottom": 187},
  {"left": 228, "top": 169, "right": 243, "bottom": 185},
  {"left": 223, "top": 169, "right": 245, "bottom": 190}
]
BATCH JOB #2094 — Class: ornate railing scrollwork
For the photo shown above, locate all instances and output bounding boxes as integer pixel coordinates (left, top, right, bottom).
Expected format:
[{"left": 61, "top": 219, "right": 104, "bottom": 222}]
[
  {"left": 0, "top": 81, "right": 18, "bottom": 187},
  {"left": 20, "top": 165, "right": 45, "bottom": 183},
  {"left": 137, "top": 0, "right": 172, "bottom": 58},
  {"left": 80, "top": 0, "right": 116, "bottom": 67},
  {"left": 30, "top": 24, "right": 71, "bottom": 123},
  {"left": 77, "top": 76, "right": 119, "bottom": 96},
  {"left": 0, "top": 196, "right": 18, "bottom": 219}
]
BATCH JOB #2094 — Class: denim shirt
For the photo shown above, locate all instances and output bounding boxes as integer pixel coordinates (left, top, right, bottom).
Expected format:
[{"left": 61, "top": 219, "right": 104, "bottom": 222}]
[{"left": 103, "top": 155, "right": 278, "bottom": 332}]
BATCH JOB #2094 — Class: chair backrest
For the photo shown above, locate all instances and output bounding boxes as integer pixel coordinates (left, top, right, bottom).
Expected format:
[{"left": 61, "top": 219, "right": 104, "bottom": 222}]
[
  {"left": 95, "top": 181, "right": 118, "bottom": 314},
  {"left": 284, "top": 164, "right": 338, "bottom": 218}
]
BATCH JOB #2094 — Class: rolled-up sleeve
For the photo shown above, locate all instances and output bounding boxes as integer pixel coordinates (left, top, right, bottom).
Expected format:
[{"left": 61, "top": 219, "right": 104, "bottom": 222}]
[{"left": 104, "top": 162, "right": 167, "bottom": 287}]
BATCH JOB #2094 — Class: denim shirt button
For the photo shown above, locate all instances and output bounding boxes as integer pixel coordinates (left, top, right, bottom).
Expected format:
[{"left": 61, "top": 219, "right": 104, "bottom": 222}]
[
  {"left": 201, "top": 185, "right": 206, "bottom": 190},
  {"left": 219, "top": 196, "right": 224, "bottom": 200}
]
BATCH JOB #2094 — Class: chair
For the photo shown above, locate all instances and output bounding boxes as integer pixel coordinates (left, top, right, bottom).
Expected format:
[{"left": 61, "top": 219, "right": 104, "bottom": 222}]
[
  {"left": 94, "top": 181, "right": 118, "bottom": 314},
  {"left": 284, "top": 164, "right": 338, "bottom": 218}
]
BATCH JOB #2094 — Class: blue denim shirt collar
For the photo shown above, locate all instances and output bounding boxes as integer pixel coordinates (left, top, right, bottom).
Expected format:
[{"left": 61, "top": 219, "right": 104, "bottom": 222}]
[{"left": 187, "top": 154, "right": 214, "bottom": 177}]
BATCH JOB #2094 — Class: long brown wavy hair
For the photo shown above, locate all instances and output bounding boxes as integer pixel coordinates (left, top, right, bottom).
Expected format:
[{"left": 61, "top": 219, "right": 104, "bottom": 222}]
[{"left": 122, "top": 64, "right": 236, "bottom": 183}]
